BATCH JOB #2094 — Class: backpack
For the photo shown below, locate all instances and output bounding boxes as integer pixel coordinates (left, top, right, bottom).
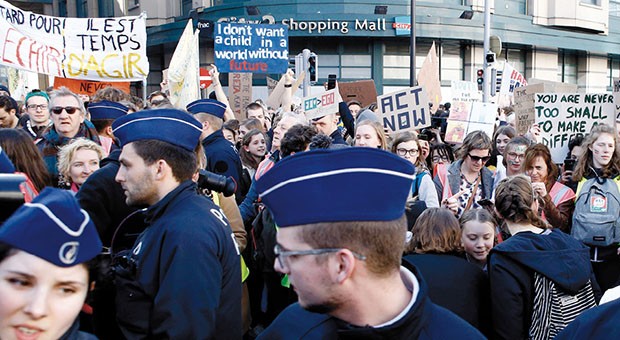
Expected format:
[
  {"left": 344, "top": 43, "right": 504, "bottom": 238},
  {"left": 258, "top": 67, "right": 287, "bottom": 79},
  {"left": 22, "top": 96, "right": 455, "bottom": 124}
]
[
  {"left": 571, "top": 176, "right": 620, "bottom": 247},
  {"left": 528, "top": 273, "right": 596, "bottom": 340}
]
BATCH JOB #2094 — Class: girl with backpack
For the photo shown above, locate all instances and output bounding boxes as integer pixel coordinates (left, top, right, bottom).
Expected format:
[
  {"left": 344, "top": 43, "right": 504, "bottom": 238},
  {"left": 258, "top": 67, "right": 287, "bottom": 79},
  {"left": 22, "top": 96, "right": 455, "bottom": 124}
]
[
  {"left": 391, "top": 131, "right": 439, "bottom": 207},
  {"left": 489, "top": 175, "right": 598, "bottom": 340},
  {"left": 571, "top": 124, "right": 620, "bottom": 292}
]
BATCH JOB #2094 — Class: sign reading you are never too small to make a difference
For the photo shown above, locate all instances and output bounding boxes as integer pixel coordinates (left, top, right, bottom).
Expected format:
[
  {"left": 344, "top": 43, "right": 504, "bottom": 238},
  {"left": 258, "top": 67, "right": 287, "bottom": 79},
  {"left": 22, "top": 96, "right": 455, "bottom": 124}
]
[{"left": 214, "top": 22, "right": 288, "bottom": 74}]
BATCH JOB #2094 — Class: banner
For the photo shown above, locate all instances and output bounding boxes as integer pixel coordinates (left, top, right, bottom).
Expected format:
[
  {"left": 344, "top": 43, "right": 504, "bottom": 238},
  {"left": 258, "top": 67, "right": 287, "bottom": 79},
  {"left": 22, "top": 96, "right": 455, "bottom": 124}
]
[
  {"left": 417, "top": 42, "right": 442, "bottom": 112},
  {"left": 444, "top": 101, "right": 497, "bottom": 144},
  {"left": 214, "top": 23, "right": 288, "bottom": 74},
  {"left": 535, "top": 93, "right": 615, "bottom": 163},
  {"left": 168, "top": 20, "right": 200, "bottom": 109},
  {"left": 377, "top": 86, "right": 430, "bottom": 133},
  {"left": 53, "top": 77, "right": 130, "bottom": 96},
  {"left": 338, "top": 80, "right": 377, "bottom": 108},
  {"left": 0, "top": 0, "right": 148, "bottom": 81},
  {"left": 228, "top": 73, "right": 253, "bottom": 121},
  {"left": 499, "top": 62, "right": 527, "bottom": 96},
  {"left": 303, "top": 89, "right": 338, "bottom": 120}
]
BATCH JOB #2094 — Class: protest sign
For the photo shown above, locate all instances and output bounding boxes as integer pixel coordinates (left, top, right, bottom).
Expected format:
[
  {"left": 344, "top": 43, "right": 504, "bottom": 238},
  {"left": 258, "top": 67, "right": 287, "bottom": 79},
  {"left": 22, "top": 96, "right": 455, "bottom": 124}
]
[
  {"left": 53, "top": 77, "right": 130, "bottom": 96},
  {"left": 377, "top": 86, "right": 430, "bottom": 133},
  {"left": 444, "top": 101, "right": 497, "bottom": 143},
  {"left": 513, "top": 83, "right": 545, "bottom": 135},
  {"left": 303, "top": 89, "right": 338, "bottom": 120},
  {"left": 338, "top": 80, "right": 377, "bottom": 108},
  {"left": 214, "top": 23, "right": 288, "bottom": 74},
  {"left": 499, "top": 62, "right": 527, "bottom": 96},
  {"left": 0, "top": 0, "right": 148, "bottom": 81},
  {"left": 417, "top": 42, "right": 442, "bottom": 111},
  {"left": 229, "top": 73, "right": 253, "bottom": 121},
  {"left": 535, "top": 93, "right": 615, "bottom": 163},
  {"left": 450, "top": 80, "right": 481, "bottom": 103},
  {"left": 266, "top": 76, "right": 278, "bottom": 96}
]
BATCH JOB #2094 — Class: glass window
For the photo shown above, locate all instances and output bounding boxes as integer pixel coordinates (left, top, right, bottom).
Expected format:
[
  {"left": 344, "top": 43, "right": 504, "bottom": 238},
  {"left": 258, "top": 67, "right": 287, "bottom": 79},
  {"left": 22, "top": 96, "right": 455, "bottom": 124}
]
[
  {"left": 557, "top": 52, "right": 578, "bottom": 84},
  {"left": 611, "top": 0, "right": 620, "bottom": 17},
  {"left": 98, "top": 0, "right": 114, "bottom": 17},
  {"left": 608, "top": 58, "right": 620, "bottom": 90}
]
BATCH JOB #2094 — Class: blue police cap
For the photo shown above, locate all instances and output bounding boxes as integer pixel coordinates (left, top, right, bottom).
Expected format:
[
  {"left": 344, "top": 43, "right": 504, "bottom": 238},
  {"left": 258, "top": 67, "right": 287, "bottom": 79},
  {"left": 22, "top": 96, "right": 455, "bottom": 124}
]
[
  {"left": 186, "top": 99, "right": 226, "bottom": 119},
  {"left": 256, "top": 148, "right": 415, "bottom": 227},
  {"left": 0, "top": 188, "right": 102, "bottom": 267},
  {"left": 0, "top": 84, "right": 9, "bottom": 95},
  {"left": 0, "top": 146, "right": 15, "bottom": 173},
  {"left": 112, "top": 108, "right": 202, "bottom": 152},
  {"left": 88, "top": 100, "right": 129, "bottom": 120}
]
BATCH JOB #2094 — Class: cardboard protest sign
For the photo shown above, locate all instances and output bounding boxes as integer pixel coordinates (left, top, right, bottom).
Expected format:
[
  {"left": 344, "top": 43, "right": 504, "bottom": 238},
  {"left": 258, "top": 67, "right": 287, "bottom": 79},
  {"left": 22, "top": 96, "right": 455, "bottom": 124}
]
[
  {"left": 535, "top": 93, "right": 615, "bottom": 163},
  {"left": 450, "top": 80, "right": 481, "bottom": 103},
  {"left": 417, "top": 42, "right": 442, "bottom": 111},
  {"left": 513, "top": 81, "right": 578, "bottom": 135},
  {"left": 53, "top": 77, "right": 130, "bottom": 96},
  {"left": 229, "top": 73, "right": 253, "bottom": 121},
  {"left": 377, "top": 87, "right": 431, "bottom": 133},
  {"left": 214, "top": 23, "right": 288, "bottom": 74},
  {"left": 0, "top": 0, "right": 148, "bottom": 81},
  {"left": 444, "top": 101, "right": 497, "bottom": 144},
  {"left": 303, "top": 89, "right": 338, "bottom": 120},
  {"left": 338, "top": 80, "right": 377, "bottom": 108}
]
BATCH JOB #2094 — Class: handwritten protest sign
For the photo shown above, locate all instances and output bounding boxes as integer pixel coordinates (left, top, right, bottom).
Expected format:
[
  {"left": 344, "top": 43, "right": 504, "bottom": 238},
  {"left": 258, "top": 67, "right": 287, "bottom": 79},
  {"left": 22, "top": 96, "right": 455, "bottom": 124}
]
[
  {"left": 417, "top": 42, "right": 442, "bottom": 111},
  {"left": 499, "top": 62, "right": 527, "bottom": 96},
  {"left": 0, "top": 0, "right": 148, "bottom": 81},
  {"left": 513, "top": 81, "right": 578, "bottom": 135},
  {"left": 229, "top": 73, "right": 253, "bottom": 121},
  {"left": 338, "top": 80, "right": 377, "bottom": 108},
  {"left": 444, "top": 101, "right": 497, "bottom": 143},
  {"left": 378, "top": 87, "right": 430, "bottom": 133},
  {"left": 450, "top": 80, "right": 481, "bottom": 103},
  {"left": 53, "top": 77, "right": 130, "bottom": 96},
  {"left": 303, "top": 89, "right": 338, "bottom": 120},
  {"left": 535, "top": 93, "right": 615, "bottom": 163},
  {"left": 214, "top": 23, "right": 288, "bottom": 74}
]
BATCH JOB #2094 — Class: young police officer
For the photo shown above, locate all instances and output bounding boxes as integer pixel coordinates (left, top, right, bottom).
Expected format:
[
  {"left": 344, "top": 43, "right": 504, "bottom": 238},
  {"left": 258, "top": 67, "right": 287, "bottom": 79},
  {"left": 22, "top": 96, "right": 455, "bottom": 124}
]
[{"left": 112, "top": 108, "right": 241, "bottom": 338}]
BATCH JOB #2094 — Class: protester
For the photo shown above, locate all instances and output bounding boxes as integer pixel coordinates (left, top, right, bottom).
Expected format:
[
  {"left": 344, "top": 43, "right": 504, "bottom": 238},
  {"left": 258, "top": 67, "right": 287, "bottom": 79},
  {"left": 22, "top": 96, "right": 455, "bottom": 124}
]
[
  {"left": 435, "top": 130, "right": 494, "bottom": 217},
  {"left": 37, "top": 87, "right": 101, "bottom": 187},
  {"left": 560, "top": 135, "right": 585, "bottom": 188},
  {"left": 18, "top": 90, "right": 52, "bottom": 139},
  {"left": 347, "top": 100, "right": 362, "bottom": 118},
  {"left": 57, "top": 138, "right": 104, "bottom": 193},
  {"left": 490, "top": 175, "right": 598, "bottom": 339},
  {"left": 460, "top": 208, "right": 496, "bottom": 271},
  {"left": 354, "top": 120, "right": 387, "bottom": 149},
  {"left": 492, "top": 136, "right": 532, "bottom": 194},
  {"left": 238, "top": 129, "right": 267, "bottom": 203},
  {"left": 391, "top": 131, "right": 439, "bottom": 207},
  {"left": 246, "top": 102, "right": 270, "bottom": 132},
  {"left": 223, "top": 119, "right": 239, "bottom": 144},
  {"left": 403, "top": 208, "right": 489, "bottom": 332},
  {"left": 0, "top": 128, "right": 51, "bottom": 193},
  {"left": 489, "top": 126, "right": 516, "bottom": 171},
  {"left": 187, "top": 99, "right": 243, "bottom": 185},
  {"left": 428, "top": 142, "right": 454, "bottom": 175},
  {"left": 311, "top": 113, "right": 347, "bottom": 145},
  {"left": 0, "top": 96, "right": 18, "bottom": 129},
  {"left": 571, "top": 123, "right": 620, "bottom": 292},
  {"left": 255, "top": 147, "right": 483, "bottom": 338},
  {"left": 0, "top": 188, "right": 102, "bottom": 340},
  {"left": 110, "top": 108, "right": 241, "bottom": 338},
  {"left": 523, "top": 143, "right": 575, "bottom": 232},
  {"left": 146, "top": 90, "right": 167, "bottom": 106}
]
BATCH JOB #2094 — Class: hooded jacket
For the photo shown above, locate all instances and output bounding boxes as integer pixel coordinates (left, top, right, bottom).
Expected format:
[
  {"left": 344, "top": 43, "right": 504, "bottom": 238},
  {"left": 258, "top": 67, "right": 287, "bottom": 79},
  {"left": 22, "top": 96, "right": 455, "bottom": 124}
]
[{"left": 488, "top": 229, "right": 598, "bottom": 340}]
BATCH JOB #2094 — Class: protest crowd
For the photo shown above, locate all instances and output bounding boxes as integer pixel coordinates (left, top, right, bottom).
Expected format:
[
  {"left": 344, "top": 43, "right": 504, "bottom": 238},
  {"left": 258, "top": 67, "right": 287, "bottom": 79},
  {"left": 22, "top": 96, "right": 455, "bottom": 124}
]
[{"left": 3, "top": 3, "right": 620, "bottom": 340}]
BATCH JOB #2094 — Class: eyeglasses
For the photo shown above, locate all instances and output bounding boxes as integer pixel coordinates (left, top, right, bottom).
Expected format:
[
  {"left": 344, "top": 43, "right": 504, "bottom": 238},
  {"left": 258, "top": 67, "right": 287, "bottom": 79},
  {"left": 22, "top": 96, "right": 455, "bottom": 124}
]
[
  {"left": 51, "top": 106, "right": 80, "bottom": 115},
  {"left": 396, "top": 148, "right": 419, "bottom": 157},
  {"left": 468, "top": 153, "right": 491, "bottom": 163},
  {"left": 432, "top": 156, "right": 450, "bottom": 163},
  {"left": 507, "top": 152, "right": 525, "bottom": 160},
  {"left": 273, "top": 244, "right": 366, "bottom": 269},
  {"left": 27, "top": 104, "right": 48, "bottom": 110}
]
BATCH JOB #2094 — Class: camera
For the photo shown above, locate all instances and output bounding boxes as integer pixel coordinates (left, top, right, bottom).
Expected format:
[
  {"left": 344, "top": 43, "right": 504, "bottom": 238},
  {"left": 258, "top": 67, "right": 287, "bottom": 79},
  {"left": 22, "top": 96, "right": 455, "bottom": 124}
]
[
  {"left": 418, "top": 129, "right": 433, "bottom": 142},
  {"left": 197, "top": 169, "right": 237, "bottom": 197},
  {"left": 0, "top": 174, "right": 26, "bottom": 225}
]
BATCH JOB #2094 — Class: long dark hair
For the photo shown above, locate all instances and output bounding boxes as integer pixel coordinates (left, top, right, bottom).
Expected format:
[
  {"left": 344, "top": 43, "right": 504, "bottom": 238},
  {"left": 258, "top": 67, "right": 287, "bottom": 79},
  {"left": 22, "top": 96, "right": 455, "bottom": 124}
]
[{"left": 0, "top": 128, "right": 52, "bottom": 191}]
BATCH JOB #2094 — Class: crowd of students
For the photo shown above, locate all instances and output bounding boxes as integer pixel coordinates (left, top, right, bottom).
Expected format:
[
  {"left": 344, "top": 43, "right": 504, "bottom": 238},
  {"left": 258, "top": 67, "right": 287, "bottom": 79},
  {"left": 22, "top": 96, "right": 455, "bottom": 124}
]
[{"left": 0, "top": 76, "right": 620, "bottom": 339}]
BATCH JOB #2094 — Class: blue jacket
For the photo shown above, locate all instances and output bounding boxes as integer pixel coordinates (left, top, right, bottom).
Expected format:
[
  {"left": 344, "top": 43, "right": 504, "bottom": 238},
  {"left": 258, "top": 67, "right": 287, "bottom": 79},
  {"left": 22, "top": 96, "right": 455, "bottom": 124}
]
[
  {"left": 202, "top": 129, "right": 243, "bottom": 185},
  {"left": 257, "top": 264, "right": 484, "bottom": 339},
  {"left": 488, "top": 229, "right": 599, "bottom": 340},
  {"left": 114, "top": 181, "right": 241, "bottom": 339},
  {"left": 555, "top": 297, "right": 620, "bottom": 340}
]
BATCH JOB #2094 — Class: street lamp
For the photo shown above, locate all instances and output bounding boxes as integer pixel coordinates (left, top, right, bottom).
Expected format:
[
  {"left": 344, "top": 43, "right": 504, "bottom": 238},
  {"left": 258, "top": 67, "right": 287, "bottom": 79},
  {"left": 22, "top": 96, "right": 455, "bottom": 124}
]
[
  {"left": 482, "top": 0, "right": 491, "bottom": 102},
  {"left": 410, "top": 0, "right": 416, "bottom": 87}
]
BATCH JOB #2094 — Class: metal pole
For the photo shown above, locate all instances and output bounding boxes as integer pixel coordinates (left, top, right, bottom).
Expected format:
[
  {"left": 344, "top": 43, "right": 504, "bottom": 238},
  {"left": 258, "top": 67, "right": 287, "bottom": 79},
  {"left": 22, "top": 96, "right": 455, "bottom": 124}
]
[
  {"left": 410, "top": 0, "right": 416, "bottom": 87},
  {"left": 482, "top": 0, "right": 491, "bottom": 102},
  {"left": 142, "top": 78, "right": 147, "bottom": 102},
  {"left": 302, "top": 48, "right": 311, "bottom": 97}
]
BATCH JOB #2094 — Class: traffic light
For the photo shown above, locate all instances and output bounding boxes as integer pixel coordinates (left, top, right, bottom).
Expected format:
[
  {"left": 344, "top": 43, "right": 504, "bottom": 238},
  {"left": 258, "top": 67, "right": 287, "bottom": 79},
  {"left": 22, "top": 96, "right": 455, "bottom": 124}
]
[
  {"left": 477, "top": 69, "right": 484, "bottom": 90},
  {"left": 308, "top": 54, "right": 318, "bottom": 83}
]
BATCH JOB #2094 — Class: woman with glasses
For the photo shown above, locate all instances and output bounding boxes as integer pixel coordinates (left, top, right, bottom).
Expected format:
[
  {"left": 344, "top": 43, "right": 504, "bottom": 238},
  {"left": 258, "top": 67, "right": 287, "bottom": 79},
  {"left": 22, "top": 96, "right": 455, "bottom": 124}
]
[
  {"left": 434, "top": 130, "right": 494, "bottom": 217},
  {"left": 428, "top": 143, "right": 455, "bottom": 176},
  {"left": 391, "top": 132, "right": 439, "bottom": 207},
  {"left": 523, "top": 143, "right": 575, "bottom": 232}
]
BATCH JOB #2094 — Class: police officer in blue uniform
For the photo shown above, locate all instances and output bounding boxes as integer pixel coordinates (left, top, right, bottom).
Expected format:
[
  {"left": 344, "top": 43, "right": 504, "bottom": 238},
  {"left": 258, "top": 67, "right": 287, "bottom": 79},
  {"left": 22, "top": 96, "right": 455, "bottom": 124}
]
[
  {"left": 255, "top": 148, "right": 484, "bottom": 339},
  {"left": 187, "top": 99, "right": 243, "bottom": 185},
  {"left": 111, "top": 108, "right": 241, "bottom": 339}
]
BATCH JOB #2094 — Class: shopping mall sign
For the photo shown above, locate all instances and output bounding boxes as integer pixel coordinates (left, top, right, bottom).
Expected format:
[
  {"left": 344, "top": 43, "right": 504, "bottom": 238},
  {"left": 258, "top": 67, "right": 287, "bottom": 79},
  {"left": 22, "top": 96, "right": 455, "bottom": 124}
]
[{"left": 393, "top": 16, "right": 411, "bottom": 36}]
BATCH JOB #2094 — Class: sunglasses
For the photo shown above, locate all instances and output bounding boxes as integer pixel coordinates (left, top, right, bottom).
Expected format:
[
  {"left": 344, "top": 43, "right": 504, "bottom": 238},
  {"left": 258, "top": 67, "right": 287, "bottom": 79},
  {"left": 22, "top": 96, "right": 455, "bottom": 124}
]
[
  {"left": 51, "top": 106, "right": 81, "bottom": 115},
  {"left": 468, "top": 153, "right": 491, "bottom": 163}
]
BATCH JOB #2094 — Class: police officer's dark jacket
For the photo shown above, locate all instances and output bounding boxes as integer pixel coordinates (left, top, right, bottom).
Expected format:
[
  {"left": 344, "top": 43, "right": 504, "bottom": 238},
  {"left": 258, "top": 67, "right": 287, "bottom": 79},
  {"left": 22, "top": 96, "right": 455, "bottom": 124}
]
[{"left": 202, "top": 129, "right": 243, "bottom": 185}]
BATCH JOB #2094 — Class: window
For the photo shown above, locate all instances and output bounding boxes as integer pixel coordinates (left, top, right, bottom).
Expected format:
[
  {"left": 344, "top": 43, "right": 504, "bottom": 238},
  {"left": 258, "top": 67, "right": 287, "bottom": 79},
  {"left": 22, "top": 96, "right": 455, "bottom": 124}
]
[
  {"left": 608, "top": 58, "right": 620, "bottom": 91},
  {"left": 76, "top": 0, "right": 87, "bottom": 18},
  {"left": 182, "top": 0, "right": 193, "bottom": 17},
  {"left": 558, "top": 51, "right": 578, "bottom": 84},
  {"left": 98, "top": 0, "right": 114, "bottom": 17},
  {"left": 383, "top": 40, "right": 431, "bottom": 81},
  {"left": 611, "top": 0, "right": 620, "bottom": 16},
  {"left": 580, "top": 0, "right": 601, "bottom": 5}
]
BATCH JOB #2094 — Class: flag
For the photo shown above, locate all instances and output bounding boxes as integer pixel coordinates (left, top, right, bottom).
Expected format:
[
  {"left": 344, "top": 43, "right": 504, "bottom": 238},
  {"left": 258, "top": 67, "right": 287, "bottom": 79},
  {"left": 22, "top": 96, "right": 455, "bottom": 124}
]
[
  {"left": 168, "top": 20, "right": 200, "bottom": 108},
  {"left": 417, "top": 42, "right": 442, "bottom": 112},
  {"left": 499, "top": 62, "right": 527, "bottom": 96}
]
